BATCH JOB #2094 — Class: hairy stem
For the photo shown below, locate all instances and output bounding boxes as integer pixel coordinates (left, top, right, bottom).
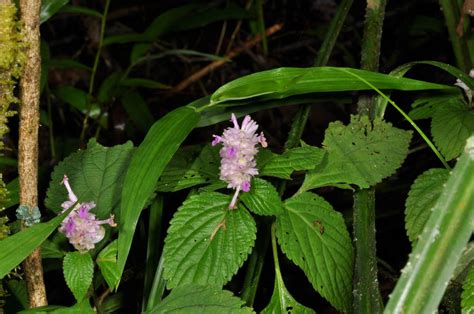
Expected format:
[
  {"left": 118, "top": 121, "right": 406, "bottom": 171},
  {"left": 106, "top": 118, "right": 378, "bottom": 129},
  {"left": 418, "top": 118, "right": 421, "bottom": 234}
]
[{"left": 18, "top": 0, "right": 47, "bottom": 307}]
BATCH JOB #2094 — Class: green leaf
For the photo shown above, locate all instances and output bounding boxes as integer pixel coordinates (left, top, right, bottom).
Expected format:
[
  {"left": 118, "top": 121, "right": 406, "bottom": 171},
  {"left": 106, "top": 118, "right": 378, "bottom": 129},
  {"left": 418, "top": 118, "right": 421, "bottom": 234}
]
[
  {"left": 431, "top": 101, "right": 474, "bottom": 161},
  {"left": 45, "top": 140, "right": 134, "bottom": 218},
  {"left": 0, "top": 211, "right": 69, "bottom": 279},
  {"left": 210, "top": 67, "right": 455, "bottom": 104},
  {"left": 260, "top": 146, "right": 325, "bottom": 179},
  {"left": 156, "top": 145, "right": 220, "bottom": 192},
  {"left": 97, "top": 72, "right": 122, "bottom": 104},
  {"left": 47, "top": 59, "right": 91, "bottom": 71},
  {"left": 301, "top": 115, "right": 412, "bottom": 191},
  {"left": 119, "top": 91, "right": 154, "bottom": 132},
  {"left": 60, "top": 5, "right": 102, "bottom": 18},
  {"left": 97, "top": 240, "right": 120, "bottom": 290},
  {"left": 120, "top": 78, "right": 170, "bottom": 89},
  {"left": 261, "top": 266, "right": 315, "bottom": 314},
  {"left": 63, "top": 252, "right": 93, "bottom": 302},
  {"left": 385, "top": 136, "right": 474, "bottom": 313},
  {"left": 408, "top": 94, "right": 461, "bottom": 120},
  {"left": 163, "top": 192, "right": 256, "bottom": 288},
  {"left": 240, "top": 178, "right": 283, "bottom": 216},
  {"left": 405, "top": 168, "right": 449, "bottom": 244},
  {"left": 276, "top": 192, "right": 353, "bottom": 312},
  {"left": 148, "top": 285, "right": 254, "bottom": 313},
  {"left": 55, "top": 86, "right": 88, "bottom": 111},
  {"left": 118, "top": 106, "right": 200, "bottom": 284},
  {"left": 462, "top": 266, "right": 474, "bottom": 313},
  {"left": 40, "top": 0, "right": 70, "bottom": 24}
]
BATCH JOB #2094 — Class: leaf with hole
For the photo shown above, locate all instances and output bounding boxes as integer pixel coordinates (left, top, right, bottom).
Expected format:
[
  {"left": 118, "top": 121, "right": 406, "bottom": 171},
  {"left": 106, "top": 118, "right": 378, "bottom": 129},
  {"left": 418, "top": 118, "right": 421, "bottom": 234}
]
[
  {"left": 163, "top": 192, "right": 256, "bottom": 288},
  {"left": 405, "top": 168, "right": 449, "bottom": 244},
  {"left": 301, "top": 115, "right": 412, "bottom": 191},
  {"left": 276, "top": 192, "right": 353, "bottom": 312},
  {"left": 63, "top": 251, "right": 93, "bottom": 301}
]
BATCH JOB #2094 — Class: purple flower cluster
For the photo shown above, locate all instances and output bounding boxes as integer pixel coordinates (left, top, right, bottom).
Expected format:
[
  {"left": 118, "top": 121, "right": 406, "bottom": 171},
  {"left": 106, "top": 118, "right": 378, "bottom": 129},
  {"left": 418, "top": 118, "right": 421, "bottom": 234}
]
[
  {"left": 212, "top": 114, "right": 267, "bottom": 208},
  {"left": 59, "top": 175, "right": 116, "bottom": 252}
]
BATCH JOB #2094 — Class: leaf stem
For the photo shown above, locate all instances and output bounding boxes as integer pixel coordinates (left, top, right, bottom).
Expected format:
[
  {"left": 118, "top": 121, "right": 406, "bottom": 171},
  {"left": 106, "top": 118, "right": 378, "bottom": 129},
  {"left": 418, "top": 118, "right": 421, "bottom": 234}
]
[{"left": 79, "top": 0, "right": 111, "bottom": 144}]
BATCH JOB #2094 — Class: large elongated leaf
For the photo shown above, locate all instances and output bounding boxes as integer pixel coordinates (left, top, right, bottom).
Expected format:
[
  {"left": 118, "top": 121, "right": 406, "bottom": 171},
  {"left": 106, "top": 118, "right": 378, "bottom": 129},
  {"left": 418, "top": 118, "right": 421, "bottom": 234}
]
[
  {"left": 163, "top": 192, "right": 256, "bottom": 288},
  {"left": 210, "top": 67, "right": 455, "bottom": 104},
  {"left": 431, "top": 101, "right": 474, "bottom": 161},
  {"left": 118, "top": 106, "right": 200, "bottom": 283},
  {"left": 40, "top": 0, "right": 70, "bottom": 24},
  {"left": 276, "top": 192, "right": 353, "bottom": 312},
  {"left": 0, "top": 211, "right": 69, "bottom": 279},
  {"left": 147, "top": 285, "right": 254, "bottom": 313},
  {"left": 301, "top": 115, "right": 412, "bottom": 191},
  {"left": 260, "top": 146, "right": 325, "bottom": 179},
  {"left": 240, "top": 178, "right": 283, "bottom": 216},
  {"left": 385, "top": 136, "right": 474, "bottom": 313},
  {"left": 45, "top": 140, "right": 133, "bottom": 218},
  {"left": 405, "top": 168, "right": 449, "bottom": 244},
  {"left": 63, "top": 252, "right": 93, "bottom": 301}
]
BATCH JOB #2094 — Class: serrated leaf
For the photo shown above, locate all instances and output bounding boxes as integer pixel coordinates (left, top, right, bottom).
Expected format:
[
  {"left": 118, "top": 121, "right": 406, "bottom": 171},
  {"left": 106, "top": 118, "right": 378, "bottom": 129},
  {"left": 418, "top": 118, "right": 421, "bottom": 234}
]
[
  {"left": 462, "top": 266, "right": 474, "bottom": 313},
  {"left": 431, "top": 101, "right": 474, "bottom": 161},
  {"left": 405, "top": 168, "right": 449, "bottom": 244},
  {"left": 148, "top": 285, "right": 254, "bottom": 313},
  {"left": 276, "top": 192, "right": 353, "bottom": 312},
  {"left": 163, "top": 192, "right": 256, "bottom": 288},
  {"left": 97, "top": 240, "right": 120, "bottom": 290},
  {"left": 63, "top": 252, "right": 93, "bottom": 301},
  {"left": 261, "top": 271, "right": 315, "bottom": 314},
  {"left": 156, "top": 145, "right": 220, "bottom": 192},
  {"left": 261, "top": 146, "right": 325, "bottom": 179},
  {"left": 240, "top": 178, "right": 283, "bottom": 216},
  {"left": 45, "top": 140, "right": 133, "bottom": 218},
  {"left": 408, "top": 94, "right": 461, "bottom": 120},
  {"left": 301, "top": 115, "right": 412, "bottom": 191}
]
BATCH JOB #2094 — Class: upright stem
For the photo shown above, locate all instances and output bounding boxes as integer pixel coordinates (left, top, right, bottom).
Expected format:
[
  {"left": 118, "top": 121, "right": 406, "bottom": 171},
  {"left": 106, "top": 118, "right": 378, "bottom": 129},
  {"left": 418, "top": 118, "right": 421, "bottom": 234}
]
[
  {"left": 439, "top": 0, "right": 471, "bottom": 72},
  {"left": 79, "top": 0, "right": 111, "bottom": 144},
  {"left": 18, "top": 0, "right": 47, "bottom": 307},
  {"left": 353, "top": 1, "right": 386, "bottom": 312}
]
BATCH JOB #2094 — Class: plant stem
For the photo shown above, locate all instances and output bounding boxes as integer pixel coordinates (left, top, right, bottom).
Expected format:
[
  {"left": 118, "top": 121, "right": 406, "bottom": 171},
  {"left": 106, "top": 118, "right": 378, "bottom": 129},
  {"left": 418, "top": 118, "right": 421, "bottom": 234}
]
[
  {"left": 439, "top": 0, "right": 471, "bottom": 72},
  {"left": 79, "top": 0, "right": 111, "bottom": 145},
  {"left": 353, "top": 189, "right": 383, "bottom": 313},
  {"left": 353, "top": 1, "right": 386, "bottom": 312},
  {"left": 18, "top": 0, "right": 47, "bottom": 307},
  {"left": 285, "top": 0, "right": 353, "bottom": 149}
]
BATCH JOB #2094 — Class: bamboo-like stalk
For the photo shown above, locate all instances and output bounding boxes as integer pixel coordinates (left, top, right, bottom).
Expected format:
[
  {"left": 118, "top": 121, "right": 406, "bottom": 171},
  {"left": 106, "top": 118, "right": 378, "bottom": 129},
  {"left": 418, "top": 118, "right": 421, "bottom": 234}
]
[
  {"left": 18, "top": 0, "right": 46, "bottom": 307},
  {"left": 353, "top": 0, "right": 386, "bottom": 313}
]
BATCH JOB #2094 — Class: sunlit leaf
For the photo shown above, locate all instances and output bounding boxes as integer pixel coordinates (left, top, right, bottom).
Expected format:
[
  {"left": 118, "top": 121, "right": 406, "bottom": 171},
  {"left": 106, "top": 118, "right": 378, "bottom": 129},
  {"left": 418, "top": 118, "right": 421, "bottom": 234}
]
[
  {"left": 301, "top": 115, "right": 412, "bottom": 191},
  {"left": 276, "top": 192, "right": 353, "bottom": 312},
  {"left": 405, "top": 168, "right": 449, "bottom": 244},
  {"left": 148, "top": 285, "right": 254, "bottom": 313},
  {"left": 63, "top": 252, "right": 93, "bottom": 302},
  {"left": 45, "top": 140, "right": 133, "bottom": 218},
  {"left": 163, "top": 192, "right": 256, "bottom": 288}
]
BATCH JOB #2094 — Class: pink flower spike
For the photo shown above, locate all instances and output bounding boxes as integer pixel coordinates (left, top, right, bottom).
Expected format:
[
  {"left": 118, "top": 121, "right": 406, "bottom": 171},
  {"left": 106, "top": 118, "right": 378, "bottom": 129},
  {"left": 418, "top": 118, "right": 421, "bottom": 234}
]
[
  {"left": 212, "top": 113, "right": 267, "bottom": 208},
  {"left": 61, "top": 175, "right": 78, "bottom": 210}
]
